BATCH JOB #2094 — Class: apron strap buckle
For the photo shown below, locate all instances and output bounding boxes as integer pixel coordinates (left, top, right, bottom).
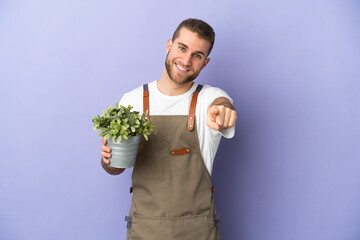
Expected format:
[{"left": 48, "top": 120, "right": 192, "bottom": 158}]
[
  {"left": 213, "top": 214, "right": 220, "bottom": 227},
  {"left": 125, "top": 216, "right": 132, "bottom": 229}
]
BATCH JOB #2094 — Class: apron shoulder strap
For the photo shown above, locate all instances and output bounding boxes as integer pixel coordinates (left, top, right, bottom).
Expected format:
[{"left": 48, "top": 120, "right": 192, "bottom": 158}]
[
  {"left": 188, "top": 84, "right": 203, "bottom": 131},
  {"left": 143, "top": 84, "right": 150, "bottom": 120},
  {"left": 143, "top": 83, "right": 203, "bottom": 129}
]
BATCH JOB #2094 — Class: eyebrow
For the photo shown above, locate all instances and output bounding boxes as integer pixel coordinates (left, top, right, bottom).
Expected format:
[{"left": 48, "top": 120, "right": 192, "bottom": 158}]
[{"left": 177, "top": 42, "right": 206, "bottom": 56}]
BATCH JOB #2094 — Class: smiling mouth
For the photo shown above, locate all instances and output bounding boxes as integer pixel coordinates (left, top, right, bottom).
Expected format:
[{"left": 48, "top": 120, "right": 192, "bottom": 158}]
[{"left": 175, "top": 63, "right": 190, "bottom": 72}]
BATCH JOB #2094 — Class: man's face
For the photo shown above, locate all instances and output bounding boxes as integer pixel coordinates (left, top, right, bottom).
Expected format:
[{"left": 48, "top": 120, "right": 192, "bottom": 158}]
[{"left": 165, "top": 27, "right": 211, "bottom": 85}]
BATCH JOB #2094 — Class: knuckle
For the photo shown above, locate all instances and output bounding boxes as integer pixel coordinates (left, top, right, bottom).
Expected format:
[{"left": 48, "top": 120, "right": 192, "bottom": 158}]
[
  {"left": 216, "top": 105, "right": 224, "bottom": 112},
  {"left": 102, "top": 146, "right": 110, "bottom": 152}
]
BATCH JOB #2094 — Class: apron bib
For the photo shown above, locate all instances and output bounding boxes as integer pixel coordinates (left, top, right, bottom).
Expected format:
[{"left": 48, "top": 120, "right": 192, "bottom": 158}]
[{"left": 126, "top": 84, "right": 221, "bottom": 240}]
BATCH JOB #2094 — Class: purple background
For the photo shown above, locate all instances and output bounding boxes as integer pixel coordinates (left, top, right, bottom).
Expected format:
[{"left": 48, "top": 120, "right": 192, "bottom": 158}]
[{"left": 1, "top": 0, "right": 359, "bottom": 239}]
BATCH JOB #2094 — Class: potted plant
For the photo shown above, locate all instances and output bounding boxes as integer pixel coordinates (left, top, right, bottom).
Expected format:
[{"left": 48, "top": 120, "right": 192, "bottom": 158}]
[{"left": 92, "top": 101, "right": 156, "bottom": 168}]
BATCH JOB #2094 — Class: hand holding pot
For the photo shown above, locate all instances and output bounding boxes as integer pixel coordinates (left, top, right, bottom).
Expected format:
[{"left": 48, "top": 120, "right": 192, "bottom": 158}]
[
  {"left": 101, "top": 138, "right": 111, "bottom": 164},
  {"left": 100, "top": 138, "right": 126, "bottom": 175}
]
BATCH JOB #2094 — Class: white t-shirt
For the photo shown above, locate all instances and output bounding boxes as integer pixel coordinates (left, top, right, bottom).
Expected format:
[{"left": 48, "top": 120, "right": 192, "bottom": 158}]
[{"left": 119, "top": 80, "right": 235, "bottom": 175}]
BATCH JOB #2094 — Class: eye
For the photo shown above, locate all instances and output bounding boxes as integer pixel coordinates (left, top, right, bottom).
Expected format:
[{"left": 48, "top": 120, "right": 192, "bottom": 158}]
[
  {"left": 179, "top": 46, "right": 186, "bottom": 51},
  {"left": 193, "top": 54, "right": 202, "bottom": 59}
]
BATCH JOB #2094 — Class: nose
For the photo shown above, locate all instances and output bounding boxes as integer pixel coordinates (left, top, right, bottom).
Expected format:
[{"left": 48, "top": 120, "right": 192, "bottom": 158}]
[{"left": 182, "top": 53, "right": 192, "bottom": 66}]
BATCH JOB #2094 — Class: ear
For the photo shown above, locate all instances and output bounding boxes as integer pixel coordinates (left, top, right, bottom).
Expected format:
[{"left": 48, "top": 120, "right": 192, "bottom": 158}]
[
  {"left": 201, "top": 58, "right": 210, "bottom": 70},
  {"left": 166, "top": 39, "right": 173, "bottom": 54}
]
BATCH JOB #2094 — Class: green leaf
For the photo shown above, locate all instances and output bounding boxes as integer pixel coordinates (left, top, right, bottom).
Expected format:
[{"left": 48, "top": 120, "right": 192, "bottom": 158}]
[{"left": 93, "top": 102, "right": 156, "bottom": 141}]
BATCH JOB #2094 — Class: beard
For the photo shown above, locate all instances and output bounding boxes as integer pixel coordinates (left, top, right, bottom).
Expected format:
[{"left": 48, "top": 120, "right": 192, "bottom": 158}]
[{"left": 165, "top": 53, "right": 200, "bottom": 85}]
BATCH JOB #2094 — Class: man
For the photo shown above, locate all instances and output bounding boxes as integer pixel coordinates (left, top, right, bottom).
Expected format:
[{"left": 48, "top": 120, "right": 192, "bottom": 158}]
[{"left": 101, "top": 18, "right": 237, "bottom": 240}]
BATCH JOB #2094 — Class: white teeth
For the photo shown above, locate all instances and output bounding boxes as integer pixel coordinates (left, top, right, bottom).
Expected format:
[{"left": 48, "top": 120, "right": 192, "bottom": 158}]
[{"left": 176, "top": 64, "right": 187, "bottom": 71}]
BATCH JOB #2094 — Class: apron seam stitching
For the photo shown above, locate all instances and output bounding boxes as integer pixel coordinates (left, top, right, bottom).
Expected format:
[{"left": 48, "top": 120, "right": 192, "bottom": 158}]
[{"left": 131, "top": 212, "right": 216, "bottom": 220}]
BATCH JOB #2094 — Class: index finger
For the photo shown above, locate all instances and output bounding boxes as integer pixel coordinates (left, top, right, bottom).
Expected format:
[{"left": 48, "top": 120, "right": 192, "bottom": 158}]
[{"left": 102, "top": 138, "right": 107, "bottom": 145}]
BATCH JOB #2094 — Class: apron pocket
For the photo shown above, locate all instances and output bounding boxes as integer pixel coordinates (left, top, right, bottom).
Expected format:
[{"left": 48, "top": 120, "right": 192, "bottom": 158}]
[
  {"left": 173, "top": 213, "right": 219, "bottom": 240},
  {"left": 134, "top": 141, "right": 170, "bottom": 179},
  {"left": 127, "top": 214, "right": 220, "bottom": 240},
  {"left": 127, "top": 216, "right": 173, "bottom": 240}
]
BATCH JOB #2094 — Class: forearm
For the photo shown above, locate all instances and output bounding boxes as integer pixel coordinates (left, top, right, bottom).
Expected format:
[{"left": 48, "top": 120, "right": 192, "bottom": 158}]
[
  {"left": 208, "top": 97, "right": 235, "bottom": 111},
  {"left": 101, "top": 159, "right": 125, "bottom": 175}
]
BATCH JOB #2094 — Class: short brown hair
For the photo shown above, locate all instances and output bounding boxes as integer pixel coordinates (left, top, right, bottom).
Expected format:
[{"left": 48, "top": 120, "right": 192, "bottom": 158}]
[{"left": 172, "top": 18, "right": 215, "bottom": 56}]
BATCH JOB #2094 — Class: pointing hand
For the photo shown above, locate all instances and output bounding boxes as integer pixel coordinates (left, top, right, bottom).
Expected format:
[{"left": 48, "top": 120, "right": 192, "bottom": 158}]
[{"left": 206, "top": 105, "right": 237, "bottom": 131}]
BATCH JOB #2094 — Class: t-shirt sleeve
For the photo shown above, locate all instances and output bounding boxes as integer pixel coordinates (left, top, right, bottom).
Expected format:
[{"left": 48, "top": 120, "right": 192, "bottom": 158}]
[
  {"left": 201, "top": 86, "right": 235, "bottom": 139},
  {"left": 118, "top": 86, "right": 143, "bottom": 113}
]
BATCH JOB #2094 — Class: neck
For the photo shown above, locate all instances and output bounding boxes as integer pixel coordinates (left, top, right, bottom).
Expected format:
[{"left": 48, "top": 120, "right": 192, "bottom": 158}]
[{"left": 157, "top": 67, "right": 194, "bottom": 96}]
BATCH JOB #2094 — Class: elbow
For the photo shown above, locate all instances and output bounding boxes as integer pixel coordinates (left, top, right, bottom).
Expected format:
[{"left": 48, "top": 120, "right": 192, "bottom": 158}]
[{"left": 101, "top": 159, "right": 125, "bottom": 175}]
